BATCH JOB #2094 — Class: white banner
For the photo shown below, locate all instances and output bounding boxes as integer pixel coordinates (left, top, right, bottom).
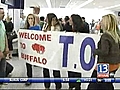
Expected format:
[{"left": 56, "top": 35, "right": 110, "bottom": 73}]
[{"left": 18, "top": 29, "right": 100, "bottom": 75}]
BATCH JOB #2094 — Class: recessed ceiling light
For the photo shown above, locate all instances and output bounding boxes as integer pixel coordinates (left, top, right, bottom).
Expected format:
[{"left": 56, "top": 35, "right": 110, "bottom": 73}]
[
  {"left": 98, "top": 6, "right": 103, "bottom": 8},
  {"left": 103, "top": 4, "right": 120, "bottom": 10},
  {"left": 93, "top": 3, "right": 95, "bottom": 5}
]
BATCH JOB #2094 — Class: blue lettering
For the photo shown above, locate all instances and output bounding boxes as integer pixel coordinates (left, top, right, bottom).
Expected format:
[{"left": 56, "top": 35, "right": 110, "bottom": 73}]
[
  {"left": 59, "top": 36, "right": 74, "bottom": 67},
  {"left": 80, "top": 37, "right": 96, "bottom": 70}
]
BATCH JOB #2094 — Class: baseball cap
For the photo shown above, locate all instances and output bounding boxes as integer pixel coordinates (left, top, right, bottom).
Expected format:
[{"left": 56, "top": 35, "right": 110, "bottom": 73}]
[{"left": 30, "top": 5, "right": 40, "bottom": 8}]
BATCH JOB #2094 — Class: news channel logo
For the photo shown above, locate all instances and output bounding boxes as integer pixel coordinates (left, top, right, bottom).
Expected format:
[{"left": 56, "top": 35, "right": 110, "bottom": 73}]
[{"left": 97, "top": 64, "right": 109, "bottom": 78}]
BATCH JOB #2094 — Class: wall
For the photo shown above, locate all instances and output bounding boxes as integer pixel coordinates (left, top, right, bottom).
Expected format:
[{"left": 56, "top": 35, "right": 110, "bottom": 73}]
[{"left": 114, "top": 11, "right": 120, "bottom": 24}]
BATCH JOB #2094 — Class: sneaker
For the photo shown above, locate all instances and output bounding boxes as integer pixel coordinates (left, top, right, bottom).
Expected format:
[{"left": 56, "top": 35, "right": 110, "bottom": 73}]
[
  {"left": 7, "top": 73, "right": 12, "bottom": 78},
  {"left": 9, "top": 57, "right": 12, "bottom": 59},
  {"left": 3, "top": 83, "right": 8, "bottom": 85},
  {"left": 25, "top": 82, "right": 31, "bottom": 86},
  {"left": 69, "top": 88, "right": 73, "bottom": 90},
  {"left": 6, "top": 57, "right": 10, "bottom": 60},
  {"left": 0, "top": 83, "right": 8, "bottom": 86}
]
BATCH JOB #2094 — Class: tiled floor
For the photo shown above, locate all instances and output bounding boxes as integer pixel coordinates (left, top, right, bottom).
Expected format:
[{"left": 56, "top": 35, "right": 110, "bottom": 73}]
[{"left": 0, "top": 56, "right": 120, "bottom": 90}]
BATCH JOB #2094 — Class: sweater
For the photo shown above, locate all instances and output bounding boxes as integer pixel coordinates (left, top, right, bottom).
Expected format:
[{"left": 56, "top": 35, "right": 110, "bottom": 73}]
[{"left": 93, "top": 33, "right": 120, "bottom": 64}]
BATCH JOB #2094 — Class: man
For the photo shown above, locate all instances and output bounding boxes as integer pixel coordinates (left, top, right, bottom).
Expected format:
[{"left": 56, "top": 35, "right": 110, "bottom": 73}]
[
  {"left": 82, "top": 17, "right": 89, "bottom": 33},
  {"left": 30, "top": 5, "right": 40, "bottom": 25},
  {"left": 39, "top": 16, "right": 45, "bottom": 30},
  {"left": 0, "top": 7, "right": 9, "bottom": 83},
  {"left": 20, "top": 13, "right": 26, "bottom": 29}
]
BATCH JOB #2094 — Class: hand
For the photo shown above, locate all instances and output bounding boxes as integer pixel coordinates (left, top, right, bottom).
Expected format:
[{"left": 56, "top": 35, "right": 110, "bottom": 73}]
[
  {"left": 51, "top": 18, "right": 57, "bottom": 26},
  {"left": 92, "top": 53, "right": 96, "bottom": 58},
  {"left": 0, "top": 52, "right": 4, "bottom": 60},
  {"left": 92, "top": 49, "right": 96, "bottom": 58},
  {"left": 4, "top": 47, "right": 9, "bottom": 56},
  {"left": 43, "top": 29, "right": 47, "bottom": 32}
]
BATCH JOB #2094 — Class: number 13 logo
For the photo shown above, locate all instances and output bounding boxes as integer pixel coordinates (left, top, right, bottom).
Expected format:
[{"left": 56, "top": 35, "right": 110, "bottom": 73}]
[{"left": 97, "top": 64, "right": 109, "bottom": 73}]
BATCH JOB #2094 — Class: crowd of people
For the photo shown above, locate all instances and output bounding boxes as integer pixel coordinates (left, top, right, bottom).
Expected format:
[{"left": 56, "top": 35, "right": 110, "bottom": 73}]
[{"left": 0, "top": 5, "right": 120, "bottom": 90}]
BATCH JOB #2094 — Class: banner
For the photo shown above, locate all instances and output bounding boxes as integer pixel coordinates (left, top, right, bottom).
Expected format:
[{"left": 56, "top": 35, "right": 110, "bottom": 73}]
[{"left": 18, "top": 29, "right": 100, "bottom": 76}]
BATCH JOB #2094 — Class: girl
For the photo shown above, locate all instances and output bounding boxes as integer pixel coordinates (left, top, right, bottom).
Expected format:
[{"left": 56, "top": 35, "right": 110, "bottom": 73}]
[{"left": 87, "top": 14, "right": 120, "bottom": 90}]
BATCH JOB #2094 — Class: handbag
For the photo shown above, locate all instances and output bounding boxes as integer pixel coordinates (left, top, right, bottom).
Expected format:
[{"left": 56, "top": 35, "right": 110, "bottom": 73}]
[{"left": 8, "top": 31, "right": 17, "bottom": 40}]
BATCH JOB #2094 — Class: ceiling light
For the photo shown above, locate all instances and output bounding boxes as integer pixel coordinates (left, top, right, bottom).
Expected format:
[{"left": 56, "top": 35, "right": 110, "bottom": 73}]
[
  {"left": 93, "top": 3, "right": 95, "bottom": 5},
  {"left": 46, "top": 0, "right": 51, "bottom": 8},
  {"left": 76, "top": 0, "right": 94, "bottom": 9},
  {"left": 98, "top": 6, "right": 103, "bottom": 8},
  {"left": 102, "top": 4, "right": 120, "bottom": 10}
]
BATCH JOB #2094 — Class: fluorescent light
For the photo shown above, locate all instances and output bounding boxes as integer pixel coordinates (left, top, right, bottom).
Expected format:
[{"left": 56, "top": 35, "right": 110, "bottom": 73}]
[
  {"left": 76, "top": 0, "right": 94, "bottom": 9},
  {"left": 46, "top": 0, "right": 52, "bottom": 8},
  {"left": 102, "top": 4, "right": 120, "bottom": 10},
  {"left": 93, "top": 3, "right": 95, "bottom": 5},
  {"left": 98, "top": 6, "right": 103, "bottom": 8},
  {"left": 65, "top": 0, "right": 75, "bottom": 8}
]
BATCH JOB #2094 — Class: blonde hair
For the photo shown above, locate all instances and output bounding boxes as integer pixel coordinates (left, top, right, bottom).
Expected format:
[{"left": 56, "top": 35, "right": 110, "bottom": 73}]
[{"left": 102, "top": 14, "right": 120, "bottom": 43}]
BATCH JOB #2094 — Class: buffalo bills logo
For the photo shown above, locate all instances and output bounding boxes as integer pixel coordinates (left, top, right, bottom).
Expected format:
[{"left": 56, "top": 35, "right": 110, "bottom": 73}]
[{"left": 32, "top": 43, "right": 45, "bottom": 54}]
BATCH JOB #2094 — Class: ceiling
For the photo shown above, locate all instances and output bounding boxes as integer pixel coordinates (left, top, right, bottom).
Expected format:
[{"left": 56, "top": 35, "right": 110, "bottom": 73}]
[{"left": 25, "top": 0, "right": 120, "bottom": 11}]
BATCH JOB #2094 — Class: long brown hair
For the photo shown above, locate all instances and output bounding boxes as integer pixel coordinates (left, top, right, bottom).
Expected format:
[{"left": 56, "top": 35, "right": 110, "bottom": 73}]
[
  {"left": 46, "top": 13, "right": 60, "bottom": 31},
  {"left": 24, "top": 14, "right": 35, "bottom": 29}
]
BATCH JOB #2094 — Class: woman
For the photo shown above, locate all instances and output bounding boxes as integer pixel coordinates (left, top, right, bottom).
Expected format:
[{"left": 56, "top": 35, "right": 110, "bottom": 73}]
[
  {"left": 63, "top": 16, "right": 72, "bottom": 32},
  {"left": 24, "top": 14, "right": 41, "bottom": 30},
  {"left": 68, "top": 14, "right": 85, "bottom": 90},
  {"left": 4, "top": 16, "right": 14, "bottom": 60},
  {"left": 87, "top": 14, "right": 120, "bottom": 90},
  {"left": 42, "top": 13, "right": 63, "bottom": 90},
  {"left": 24, "top": 14, "right": 41, "bottom": 86}
]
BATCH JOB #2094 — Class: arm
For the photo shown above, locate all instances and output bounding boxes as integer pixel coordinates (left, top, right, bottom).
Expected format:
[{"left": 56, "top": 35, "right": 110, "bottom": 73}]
[
  {"left": 0, "top": 51, "right": 4, "bottom": 60},
  {"left": 3, "top": 35, "right": 9, "bottom": 57},
  {"left": 93, "top": 35, "right": 110, "bottom": 56}
]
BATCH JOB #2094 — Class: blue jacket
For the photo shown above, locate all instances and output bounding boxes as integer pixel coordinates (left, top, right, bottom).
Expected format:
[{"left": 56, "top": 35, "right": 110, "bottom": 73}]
[{"left": 29, "top": 25, "right": 41, "bottom": 31}]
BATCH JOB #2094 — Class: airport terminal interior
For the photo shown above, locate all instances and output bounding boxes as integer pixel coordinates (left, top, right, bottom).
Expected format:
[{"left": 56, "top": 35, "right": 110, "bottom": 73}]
[{"left": 0, "top": 0, "right": 120, "bottom": 90}]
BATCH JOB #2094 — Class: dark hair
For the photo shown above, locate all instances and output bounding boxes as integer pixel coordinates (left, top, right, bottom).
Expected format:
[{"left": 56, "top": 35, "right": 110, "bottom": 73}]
[
  {"left": 40, "top": 16, "right": 44, "bottom": 21},
  {"left": 10, "top": 17, "right": 12, "bottom": 20},
  {"left": 47, "top": 13, "right": 59, "bottom": 30},
  {"left": 82, "top": 17, "right": 85, "bottom": 20},
  {"left": 64, "top": 16, "right": 69, "bottom": 22},
  {"left": 59, "top": 18, "right": 62, "bottom": 22},
  {"left": 71, "top": 14, "right": 84, "bottom": 32}
]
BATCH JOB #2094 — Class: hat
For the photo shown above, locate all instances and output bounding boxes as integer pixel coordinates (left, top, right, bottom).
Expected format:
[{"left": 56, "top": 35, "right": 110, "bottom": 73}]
[{"left": 30, "top": 5, "right": 40, "bottom": 8}]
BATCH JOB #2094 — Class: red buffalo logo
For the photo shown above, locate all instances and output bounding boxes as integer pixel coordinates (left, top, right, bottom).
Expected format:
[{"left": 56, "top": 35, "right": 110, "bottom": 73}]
[{"left": 32, "top": 43, "right": 45, "bottom": 54}]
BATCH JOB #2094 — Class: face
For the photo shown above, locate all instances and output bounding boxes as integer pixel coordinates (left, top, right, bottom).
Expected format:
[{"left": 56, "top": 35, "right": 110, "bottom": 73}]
[
  {"left": 33, "top": 7, "right": 40, "bottom": 15},
  {"left": 28, "top": 15, "right": 34, "bottom": 25},
  {"left": 0, "top": 9, "right": 5, "bottom": 20},
  {"left": 100, "top": 18, "right": 105, "bottom": 30}
]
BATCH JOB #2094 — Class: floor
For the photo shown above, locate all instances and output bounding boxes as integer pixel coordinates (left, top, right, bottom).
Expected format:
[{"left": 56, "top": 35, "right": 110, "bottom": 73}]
[{"left": 0, "top": 56, "right": 120, "bottom": 90}]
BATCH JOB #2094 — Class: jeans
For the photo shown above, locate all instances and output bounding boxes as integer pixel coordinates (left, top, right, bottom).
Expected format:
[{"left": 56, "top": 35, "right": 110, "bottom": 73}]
[
  {"left": 68, "top": 71, "right": 81, "bottom": 90},
  {"left": 0, "top": 58, "right": 6, "bottom": 78},
  {"left": 26, "top": 63, "right": 32, "bottom": 78},
  {"left": 43, "top": 68, "right": 62, "bottom": 89}
]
